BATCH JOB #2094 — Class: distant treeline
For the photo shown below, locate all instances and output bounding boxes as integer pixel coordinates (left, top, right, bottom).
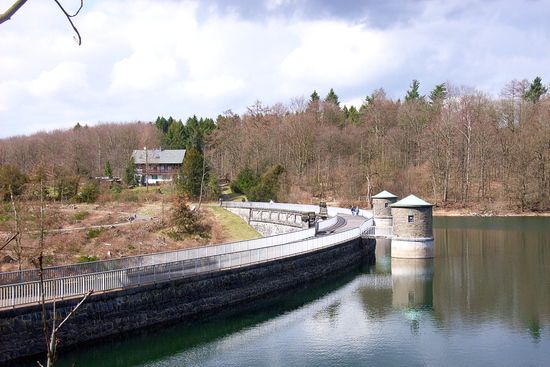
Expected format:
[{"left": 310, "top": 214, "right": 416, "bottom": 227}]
[{"left": 0, "top": 78, "right": 548, "bottom": 211}]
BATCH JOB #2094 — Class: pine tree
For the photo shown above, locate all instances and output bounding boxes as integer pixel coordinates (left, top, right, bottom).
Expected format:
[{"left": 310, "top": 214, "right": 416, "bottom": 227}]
[
  {"left": 104, "top": 160, "right": 113, "bottom": 178},
  {"left": 523, "top": 76, "right": 548, "bottom": 103},
  {"left": 347, "top": 105, "right": 361, "bottom": 125},
  {"left": 164, "top": 120, "right": 187, "bottom": 149},
  {"left": 310, "top": 90, "right": 320, "bottom": 102},
  {"left": 325, "top": 88, "right": 340, "bottom": 106},
  {"left": 405, "top": 79, "right": 423, "bottom": 102},
  {"left": 429, "top": 83, "right": 447, "bottom": 104},
  {"left": 177, "top": 148, "right": 207, "bottom": 198},
  {"left": 124, "top": 158, "right": 137, "bottom": 187},
  {"left": 247, "top": 164, "right": 284, "bottom": 202}
]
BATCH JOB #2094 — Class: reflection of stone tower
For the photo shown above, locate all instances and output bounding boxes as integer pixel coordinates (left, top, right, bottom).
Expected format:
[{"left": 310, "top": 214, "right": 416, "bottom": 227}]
[
  {"left": 390, "top": 195, "right": 434, "bottom": 258},
  {"left": 372, "top": 190, "right": 398, "bottom": 237},
  {"left": 391, "top": 258, "right": 434, "bottom": 310},
  {"left": 374, "top": 238, "right": 392, "bottom": 273}
]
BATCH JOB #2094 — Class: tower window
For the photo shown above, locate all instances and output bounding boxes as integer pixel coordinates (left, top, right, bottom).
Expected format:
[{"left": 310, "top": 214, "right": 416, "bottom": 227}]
[
  {"left": 408, "top": 215, "right": 414, "bottom": 223},
  {"left": 384, "top": 202, "right": 388, "bottom": 208}
]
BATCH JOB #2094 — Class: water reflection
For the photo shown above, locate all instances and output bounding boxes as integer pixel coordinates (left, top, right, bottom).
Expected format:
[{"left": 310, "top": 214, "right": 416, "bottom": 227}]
[
  {"left": 391, "top": 258, "right": 433, "bottom": 311},
  {"left": 433, "top": 217, "right": 550, "bottom": 338},
  {"left": 43, "top": 217, "right": 550, "bottom": 367}
]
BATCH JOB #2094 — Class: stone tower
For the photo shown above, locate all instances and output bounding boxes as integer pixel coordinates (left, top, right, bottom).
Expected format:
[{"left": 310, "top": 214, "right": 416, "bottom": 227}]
[
  {"left": 390, "top": 194, "right": 434, "bottom": 258},
  {"left": 372, "top": 190, "right": 398, "bottom": 237}
]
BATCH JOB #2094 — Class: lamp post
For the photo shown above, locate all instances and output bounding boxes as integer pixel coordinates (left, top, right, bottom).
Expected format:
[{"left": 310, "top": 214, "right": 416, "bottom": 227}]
[{"left": 144, "top": 146, "right": 148, "bottom": 192}]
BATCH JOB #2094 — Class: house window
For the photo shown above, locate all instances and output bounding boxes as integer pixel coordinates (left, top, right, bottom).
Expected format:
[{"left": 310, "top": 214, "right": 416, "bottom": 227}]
[
  {"left": 408, "top": 215, "right": 414, "bottom": 223},
  {"left": 152, "top": 175, "right": 158, "bottom": 180}
]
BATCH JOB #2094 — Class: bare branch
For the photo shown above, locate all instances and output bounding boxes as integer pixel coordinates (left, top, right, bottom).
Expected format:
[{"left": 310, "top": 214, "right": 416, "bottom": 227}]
[
  {"left": 0, "top": 0, "right": 28, "bottom": 25},
  {"left": 52, "top": 0, "right": 83, "bottom": 45},
  {"left": 0, "top": 232, "right": 18, "bottom": 252},
  {"left": 66, "top": 0, "right": 83, "bottom": 17},
  {"left": 54, "top": 289, "right": 93, "bottom": 333}
]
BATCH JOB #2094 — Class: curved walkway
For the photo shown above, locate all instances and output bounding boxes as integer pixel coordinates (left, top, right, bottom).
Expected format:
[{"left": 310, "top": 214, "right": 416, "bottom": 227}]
[{"left": 0, "top": 202, "right": 373, "bottom": 309}]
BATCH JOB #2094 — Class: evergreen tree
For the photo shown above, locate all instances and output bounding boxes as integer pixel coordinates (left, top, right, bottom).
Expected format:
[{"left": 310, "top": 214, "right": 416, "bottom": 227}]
[
  {"left": 104, "top": 160, "right": 113, "bottom": 178},
  {"left": 230, "top": 168, "right": 260, "bottom": 195},
  {"left": 347, "top": 105, "right": 361, "bottom": 125},
  {"left": 154, "top": 116, "right": 171, "bottom": 134},
  {"left": 247, "top": 164, "right": 284, "bottom": 202},
  {"left": 429, "top": 83, "right": 447, "bottom": 104},
  {"left": 325, "top": 88, "right": 340, "bottom": 106},
  {"left": 124, "top": 158, "right": 137, "bottom": 187},
  {"left": 405, "top": 79, "right": 423, "bottom": 102},
  {"left": 170, "top": 195, "right": 209, "bottom": 239},
  {"left": 310, "top": 90, "right": 320, "bottom": 102},
  {"left": 523, "top": 76, "right": 548, "bottom": 103},
  {"left": 177, "top": 148, "right": 207, "bottom": 198},
  {"left": 206, "top": 174, "right": 221, "bottom": 200},
  {"left": 0, "top": 165, "right": 27, "bottom": 201},
  {"left": 185, "top": 115, "right": 216, "bottom": 152},
  {"left": 342, "top": 105, "right": 349, "bottom": 118},
  {"left": 164, "top": 120, "right": 187, "bottom": 149}
]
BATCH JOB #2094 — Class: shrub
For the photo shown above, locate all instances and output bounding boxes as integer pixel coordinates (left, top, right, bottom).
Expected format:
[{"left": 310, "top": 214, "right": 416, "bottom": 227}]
[
  {"left": 77, "top": 255, "right": 99, "bottom": 263},
  {"left": 79, "top": 181, "right": 100, "bottom": 203},
  {"left": 85, "top": 227, "right": 104, "bottom": 239},
  {"left": 110, "top": 183, "right": 122, "bottom": 194},
  {"left": 247, "top": 164, "right": 285, "bottom": 202},
  {"left": 230, "top": 168, "right": 259, "bottom": 195},
  {"left": 73, "top": 210, "right": 89, "bottom": 221},
  {"left": 0, "top": 165, "right": 27, "bottom": 201},
  {"left": 170, "top": 195, "right": 210, "bottom": 239},
  {"left": 120, "top": 191, "right": 139, "bottom": 202}
]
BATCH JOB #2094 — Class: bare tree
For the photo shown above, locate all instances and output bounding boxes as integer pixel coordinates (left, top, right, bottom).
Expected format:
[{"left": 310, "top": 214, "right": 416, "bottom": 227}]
[{"left": 0, "top": 0, "right": 84, "bottom": 45}]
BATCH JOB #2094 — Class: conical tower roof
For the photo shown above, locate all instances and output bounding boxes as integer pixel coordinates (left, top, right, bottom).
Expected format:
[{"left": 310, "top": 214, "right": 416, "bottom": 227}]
[
  {"left": 390, "top": 194, "right": 433, "bottom": 208},
  {"left": 372, "top": 190, "right": 398, "bottom": 199}
]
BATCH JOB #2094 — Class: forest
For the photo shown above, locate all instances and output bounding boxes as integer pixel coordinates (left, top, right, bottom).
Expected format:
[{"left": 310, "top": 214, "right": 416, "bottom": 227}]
[{"left": 0, "top": 78, "right": 548, "bottom": 212}]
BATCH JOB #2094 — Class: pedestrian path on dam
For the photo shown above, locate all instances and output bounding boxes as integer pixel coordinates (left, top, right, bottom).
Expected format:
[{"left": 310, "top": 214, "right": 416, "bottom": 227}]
[{"left": 0, "top": 202, "right": 374, "bottom": 309}]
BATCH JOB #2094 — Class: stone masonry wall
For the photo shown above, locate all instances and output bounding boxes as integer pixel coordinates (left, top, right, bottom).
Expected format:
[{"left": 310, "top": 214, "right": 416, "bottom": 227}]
[
  {"left": 0, "top": 239, "right": 365, "bottom": 364},
  {"left": 373, "top": 198, "right": 396, "bottom": 217},
  {"left": 391, "top": 207, "right": 433, "bottom": 239},
  {"left": 224, "top": 207, "right": 305, "bottom": 236}
]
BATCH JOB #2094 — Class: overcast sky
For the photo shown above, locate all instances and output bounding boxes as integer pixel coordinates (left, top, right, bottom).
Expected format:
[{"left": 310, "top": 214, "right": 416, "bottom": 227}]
[{"left": 0, "top": 0, "right": 549, "bottom": 138}]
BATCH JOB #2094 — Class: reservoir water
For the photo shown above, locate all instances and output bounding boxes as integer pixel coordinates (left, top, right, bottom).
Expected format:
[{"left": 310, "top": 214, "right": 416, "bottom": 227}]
[{"left": 50, "top": 216, "right": 550, "bottom": 367}]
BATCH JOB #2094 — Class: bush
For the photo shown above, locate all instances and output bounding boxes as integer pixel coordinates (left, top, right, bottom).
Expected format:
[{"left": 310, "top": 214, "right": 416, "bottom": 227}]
[
  {"left": 79, "top": 181, "right": 100, "bottom": 203},
  {"left": 170, "top": 196, "right": 210, "bottom": 239},
  {"left": 0, "top": 165, "right": 27, "bottom": 201},
  {"left": 86, "top": 227, "right": 104, "bottom": 239},
  {"left": 77, "top": 255, "right": 99, "bottom": 263},
  {"left": 110, "top": 183, "right": 122, "bottom": 194},
  {"left": 119, "top": 191, "right": 139, "bottom": 202},
  {"left": 73, "top": 210, "right": 89, "bottom": 221},
  {"left": 247, "top": 165, "right": 284, "bottom": 202},
  {"left": 230, "top": 168, "right": 259, "bottom": 195}
]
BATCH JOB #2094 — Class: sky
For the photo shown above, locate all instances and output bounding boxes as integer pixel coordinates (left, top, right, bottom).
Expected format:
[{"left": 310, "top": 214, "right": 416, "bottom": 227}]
[{"left": 0, "top": 0, "right": 549, "bottom": 138}]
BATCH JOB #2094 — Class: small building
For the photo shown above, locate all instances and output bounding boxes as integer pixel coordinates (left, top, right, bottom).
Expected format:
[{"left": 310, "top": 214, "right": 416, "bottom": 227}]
[
  {"left": 131, "top": 149, "right": 186, "bottom": 185},
  {"left": 390, "top": 194, "right": 434, "bottom": 259},
  {"left": 372, "top": 190, "right": 398, "bottom": 236}
]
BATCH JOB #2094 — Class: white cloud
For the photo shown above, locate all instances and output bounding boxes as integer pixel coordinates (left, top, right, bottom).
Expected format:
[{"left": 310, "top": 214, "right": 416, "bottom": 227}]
[
  {"left": 281, "top": 21, "right": 399, "bottom": 85},
  {"left": 0, "top": 0, "right": 549, "bottom": 138},
  {"left": 110, "top": 53, "right": 178, "bottom": 91},
  {"left": 29, "top": 62, "right": 88, "bottom": 97},
  {"left": 181, "top": 75, "right": 246, "bottom": 98}
]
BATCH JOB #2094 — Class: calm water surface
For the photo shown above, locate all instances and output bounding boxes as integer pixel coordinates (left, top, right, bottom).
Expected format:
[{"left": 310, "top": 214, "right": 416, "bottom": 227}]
[{"left": 51, "top": 216, "right": 549, "bottom": 367}]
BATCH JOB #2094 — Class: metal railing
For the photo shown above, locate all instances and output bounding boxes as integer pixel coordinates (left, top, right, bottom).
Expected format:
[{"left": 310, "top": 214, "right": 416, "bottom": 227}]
[
  {"left": 317, "top": 216, "right": 339, "bottom": 231},
  {"left": 0, "top": 227, "right": 316, "bottom": 286},
  {"left": 221, "top": 201, "right": 373, "bottom": 219},
  {"left": 0, "top": 227, "right": 361, "bottom": 308}
]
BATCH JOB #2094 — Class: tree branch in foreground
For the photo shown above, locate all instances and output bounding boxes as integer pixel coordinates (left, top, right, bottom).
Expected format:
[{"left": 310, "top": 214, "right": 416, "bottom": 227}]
[{"left": 0, "top": 0, "right": 28, "bottom": 25}]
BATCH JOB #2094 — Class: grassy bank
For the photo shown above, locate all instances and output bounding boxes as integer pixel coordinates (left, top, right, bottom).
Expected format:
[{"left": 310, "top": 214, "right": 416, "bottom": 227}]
[{"left": 206, "top": 205, "right": 261, "bottom": 242}]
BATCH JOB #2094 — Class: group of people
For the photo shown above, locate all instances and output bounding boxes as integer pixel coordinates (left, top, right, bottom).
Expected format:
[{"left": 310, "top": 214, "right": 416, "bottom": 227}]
[{"left": 350, "top": 206, "right": 361, "bottom": 216}]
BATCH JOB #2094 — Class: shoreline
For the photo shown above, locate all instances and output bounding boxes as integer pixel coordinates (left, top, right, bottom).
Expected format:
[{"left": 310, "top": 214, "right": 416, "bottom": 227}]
[{"left": 433, "top": 209, "right": 550, "bottom": 217}]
